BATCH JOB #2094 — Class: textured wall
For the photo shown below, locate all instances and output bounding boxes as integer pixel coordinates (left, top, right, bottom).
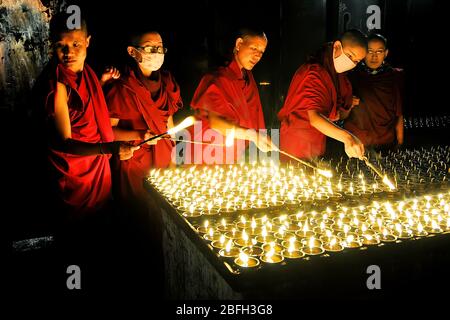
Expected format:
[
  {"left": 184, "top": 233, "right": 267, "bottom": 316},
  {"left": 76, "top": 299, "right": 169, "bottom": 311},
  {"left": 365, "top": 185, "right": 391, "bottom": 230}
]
[{"left": 0, "top": 0, "right": 63, "bottom": 111}]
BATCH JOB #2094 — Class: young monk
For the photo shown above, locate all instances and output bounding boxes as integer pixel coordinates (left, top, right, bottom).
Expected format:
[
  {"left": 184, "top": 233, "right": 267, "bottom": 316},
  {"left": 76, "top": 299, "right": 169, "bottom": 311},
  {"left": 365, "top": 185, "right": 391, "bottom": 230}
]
[
  {"left": 189, "top": 28, "right": 277, "bottom": 164},
  {"left": 343, "top": 33, "right": 404, "bottom": 150},
  {"left": 33, "top": 13, "right": 138, "bottom": 217},
  {"left": 278, "top": 29, "right": 367, "bottom": 160},
  {"left": 105, "top": 30, "right": 183, "bottom": 203}
]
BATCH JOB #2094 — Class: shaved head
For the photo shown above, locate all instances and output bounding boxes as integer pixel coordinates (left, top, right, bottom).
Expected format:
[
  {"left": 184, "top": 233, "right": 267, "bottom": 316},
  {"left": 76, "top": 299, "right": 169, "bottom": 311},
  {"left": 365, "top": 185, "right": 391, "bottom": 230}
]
[{"left": 340, "top": 29, "right": 368, "bottom": 49}]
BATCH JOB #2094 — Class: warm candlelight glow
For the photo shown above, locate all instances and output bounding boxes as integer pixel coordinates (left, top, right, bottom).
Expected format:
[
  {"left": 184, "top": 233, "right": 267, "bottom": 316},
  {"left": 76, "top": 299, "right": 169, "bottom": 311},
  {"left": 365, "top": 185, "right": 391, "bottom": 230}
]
[
  {"left": 330, "top": 237, "right": 337, "bottom": 246},
  {"left": 225, "top": 128, "right": 235, "bottom": 147},
  {"left": 309, "top": 237, "right": 315, "bottom": 249},
  {"left": 238, "top": 252, "right": 249, "bottom": 267},
  {"left": 148, "top": 155, "right": 450, "bottom": 271},
  {"left": 225, "top": 239, "right": 232, "bottom": 252},
  {"left": 383, "top": 175, "right": 396, "bottom": 191}
]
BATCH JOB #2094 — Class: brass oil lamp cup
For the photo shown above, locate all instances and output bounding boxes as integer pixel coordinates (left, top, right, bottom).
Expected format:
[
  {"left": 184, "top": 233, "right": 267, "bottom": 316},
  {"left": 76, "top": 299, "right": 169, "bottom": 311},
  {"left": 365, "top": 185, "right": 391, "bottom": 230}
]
[
  {"left": 322, "top": 237, "right": 344, "bottom": 252},
  {"left": 211, "top": 235, "right": 228, "bottom": 249},
  {"left": 361, "top": 231, "right": 381, "bottom": 245},
  {"left": 379, "top": 228, "right": 398, "bottom": 242},
  {"left": 282, "top": 248, "right": 305, "bottom": 259},
  {"left": 301, "top": 237, "right": 324, "bottom": 255},
  {"left": 241, "top": 246, "right": 264, "bottom": 257},
  {"left": 219, "top": 240, "right": 240, "bottom": 258},
  {"left": 342, "top": 234, "right": 362, "bottom": 248},
  {"left": 262, "top": 242, "right": 283, "bottom": 254},
  {"left": 260, "top": 248, "right": 284, "bottom": 264},
  {"left": 234, "top": 252, "right": 260, "bottom": 269}
]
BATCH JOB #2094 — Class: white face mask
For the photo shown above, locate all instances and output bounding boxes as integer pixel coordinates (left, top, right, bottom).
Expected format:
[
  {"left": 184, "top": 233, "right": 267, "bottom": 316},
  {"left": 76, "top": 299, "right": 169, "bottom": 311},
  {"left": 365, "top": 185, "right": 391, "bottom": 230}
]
[
  {"left": 136, "top": 50, "right": 164, "bottom": 71},
  {"left": 333, "top": 44, "right": 356, "bottom": 73}
]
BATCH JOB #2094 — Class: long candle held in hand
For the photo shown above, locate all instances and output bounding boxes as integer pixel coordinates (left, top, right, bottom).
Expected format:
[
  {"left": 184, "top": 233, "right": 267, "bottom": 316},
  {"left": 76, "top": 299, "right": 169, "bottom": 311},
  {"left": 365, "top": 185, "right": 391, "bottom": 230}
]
[
  {"left": 138, "top": 116, "right": 196, "bottom": 146},
  {"left": 361, "top": 156, "right": 396, "bottom": 190},
  {"left": 278, "top": 150, "right": 333, "bottom": 178}
]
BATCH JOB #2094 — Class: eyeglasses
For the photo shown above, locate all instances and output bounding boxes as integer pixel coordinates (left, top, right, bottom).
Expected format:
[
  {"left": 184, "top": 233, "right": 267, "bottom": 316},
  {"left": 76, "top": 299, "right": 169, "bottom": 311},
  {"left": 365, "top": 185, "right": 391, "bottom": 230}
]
[
  {"left": 136, "top": 46, "right": 168, "bottom": 54},
  {"left": 368, "top": 49, "right": 385, "bottom": 55}
]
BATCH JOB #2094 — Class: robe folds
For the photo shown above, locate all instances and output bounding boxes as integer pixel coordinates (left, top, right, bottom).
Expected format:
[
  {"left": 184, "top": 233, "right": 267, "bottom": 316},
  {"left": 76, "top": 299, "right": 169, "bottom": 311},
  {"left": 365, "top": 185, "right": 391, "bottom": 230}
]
[
  {"left": 344, "top": 66, "right": 404, "bottom": 146},
  {"left": 189, "top": 59, "right": 265, "bottom": 164},
  {"left": 41, "top": 63, "right": 114, "bottom": 214},
  {"left": 278, "top": 44, "right": 353, "bottom": 159},
  {"left": 106, "top": 67, "right": 182, "bottom": 201}
]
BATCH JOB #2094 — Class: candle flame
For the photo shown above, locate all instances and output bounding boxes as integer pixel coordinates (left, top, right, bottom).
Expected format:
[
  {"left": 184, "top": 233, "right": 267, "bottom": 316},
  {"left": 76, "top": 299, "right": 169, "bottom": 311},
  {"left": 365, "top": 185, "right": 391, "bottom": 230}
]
[
  {"left": 225, "top": 240, "right": 232, "bottom": 252},
  {"left": 317, "top": 169, "right": 333, "bottom": 178},
  {"left": 330, "top": 237, "right": 337, "bottom": 246},
  {"left": 251, "top": 218, "right": 257, "bottom": 229},
  {"left": 266, "top": 248, "right": 275, "bottom": 262},
  {"left": 343, "top": 225, "right": 350, "bottom": 234},
  {"left": 309, "top": 237, "right": 315, "bottom": 249},
  {"left": 383, "top": 175, "right": 396, "bottom": 191},
  {"left": 239, "top": 252, "right": 249, "bottom": 267},
  {"left": 417, "top": 223, "right": 423, "bottom": 233},
  {"left": 225, "top": 128, "right": 235, "bottom": 147},
  {"left": 167, "top": 116, "right": 196, "bottom": 135},
  {"left": 432, "top": 220, "right": 439, "bottom": 230}
]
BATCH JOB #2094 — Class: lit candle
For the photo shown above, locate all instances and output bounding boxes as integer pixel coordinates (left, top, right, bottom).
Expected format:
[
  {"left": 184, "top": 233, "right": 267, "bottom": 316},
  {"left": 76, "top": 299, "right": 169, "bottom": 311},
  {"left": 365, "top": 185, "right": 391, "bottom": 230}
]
[
  {"left": 234, "top": 252, "right": 260, "bottom": 268},
  {"left": 219, "top": 239, "right": 240, "bottom": 258},
  {"left": 261, "top": 247, "right": 284, "bottom": 264},
  {"left": 211, "top": 234, "right": 227, "bottom": 249},
  {"left": 343, "top": 234, "right": 361, "bottom": 248},
  {"left": 380, "top": 228, "right": 397, "bottom": 242},
  {"left": 302, "top": 236, "right": 324, "bottom": 255},
  {"left": 362, "top": 231, "right": 380, "bottom": 245},
  {"left": 197, "top": 220, "right": 209, "bottom": 234},
  {"left": 323, "top": 236, "right": 344, "bottom": 252}
]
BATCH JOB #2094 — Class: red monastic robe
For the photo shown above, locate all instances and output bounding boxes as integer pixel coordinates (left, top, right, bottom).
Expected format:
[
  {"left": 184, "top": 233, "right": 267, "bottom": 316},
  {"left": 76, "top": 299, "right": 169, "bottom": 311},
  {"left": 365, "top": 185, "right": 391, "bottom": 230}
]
[
  {"left": 189, "top": 59, "right": 266, "bottom": 164},
  {"left": 278, "top": 44, "right": 353, "bottom": 159},
  {"left": 344, "top": 66, "right": 404, "bottom": 146},
  {"left": 106, "top": 67, "right": 182, "bottom": 201},
  {"left": 44, "top": 63, "right": 114, "bottom": 213}
]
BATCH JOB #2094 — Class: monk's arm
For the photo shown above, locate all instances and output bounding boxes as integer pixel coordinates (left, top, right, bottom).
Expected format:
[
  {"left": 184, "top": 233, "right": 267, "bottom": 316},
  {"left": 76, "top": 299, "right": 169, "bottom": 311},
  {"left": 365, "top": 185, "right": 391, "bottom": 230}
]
[
  {"left": 209, "top": 112, "right": 255, "bottom": 141},
  {"left": 307, "top": 109, "right": 364, "bottom": 158},
  {"left": 167, "top": 116, "right": 174, "bottom": 130},
  {"left": 395, "top": 115, "right": 404, "bottom": 145},
  {"left": 52, "top": 82, "right": 135, "bottom": 158},
  {"left": 209, "top": 112, "right": 276, "bottom": 152}
]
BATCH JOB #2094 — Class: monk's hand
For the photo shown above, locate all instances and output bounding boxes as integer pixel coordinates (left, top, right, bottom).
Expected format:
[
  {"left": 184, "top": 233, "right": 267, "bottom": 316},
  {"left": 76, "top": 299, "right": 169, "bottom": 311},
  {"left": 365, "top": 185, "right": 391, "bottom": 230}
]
[
  {"left": 344, "top": 134, "right": 365, "bottom": 159},
  {"left": 255, "top": 132, "right": 278, "bottom": 153},
  {"left": 143, "top": 130, "right": 159, "bottom": 145},
  {"left": 100, "top": 66, "right": 120, "bottom": 85},
  {"left": 352, "top": 96, "right": 360, "bottom": 107},
  {"left": 119, "top": 143, "right": 140, "bottom": 160}
]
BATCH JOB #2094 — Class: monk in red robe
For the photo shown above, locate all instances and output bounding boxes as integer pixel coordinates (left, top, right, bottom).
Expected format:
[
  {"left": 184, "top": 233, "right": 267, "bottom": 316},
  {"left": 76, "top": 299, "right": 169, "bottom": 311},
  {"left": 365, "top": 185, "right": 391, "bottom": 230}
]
[
  {"left": 34, "top": 14, "right": 138, "bottom": 216},
  {"left": 106, "top": 31, "right": 183, "bottom": 203},
  {"left": 343, "top": 33, "right": 404, "bottom": 149},
  {"left": 188, "top": 29, "right": 277, "bottom": 164},
  {"left": 278, "top": 29, "right": 367, "bottom": 160}
]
